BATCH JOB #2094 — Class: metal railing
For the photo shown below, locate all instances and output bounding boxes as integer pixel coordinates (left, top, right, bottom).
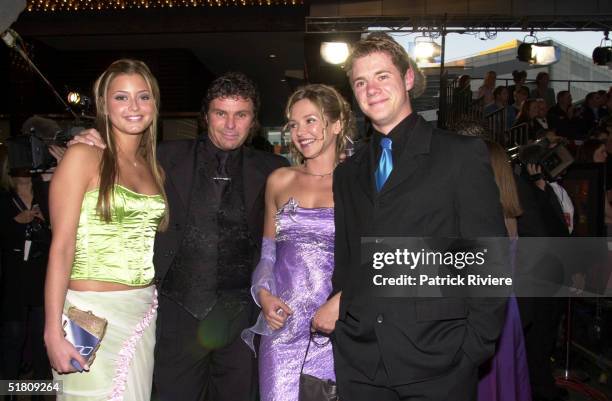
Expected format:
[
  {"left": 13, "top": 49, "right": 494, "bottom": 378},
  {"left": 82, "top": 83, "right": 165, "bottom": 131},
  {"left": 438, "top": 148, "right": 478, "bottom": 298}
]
[
  {"left": 484, "top": 107, "right": 507, "bottom": 144},
  {"left": 439, "top": 75, "right": 612, "bottom": 147}
]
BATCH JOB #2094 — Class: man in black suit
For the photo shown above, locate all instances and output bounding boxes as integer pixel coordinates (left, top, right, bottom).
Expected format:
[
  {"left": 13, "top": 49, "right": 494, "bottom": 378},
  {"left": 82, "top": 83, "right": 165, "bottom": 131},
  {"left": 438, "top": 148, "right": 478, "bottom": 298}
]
[
  {"left": 312, "top": 32, "right": 508, "bottom": 400},
  {"left": 152, "top": 72, "right": 288, "bottom": 401}
]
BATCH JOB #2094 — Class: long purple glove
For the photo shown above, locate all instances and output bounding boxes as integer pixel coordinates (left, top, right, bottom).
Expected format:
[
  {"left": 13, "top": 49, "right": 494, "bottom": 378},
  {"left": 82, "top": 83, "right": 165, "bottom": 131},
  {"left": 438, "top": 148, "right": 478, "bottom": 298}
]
[
  {"left": 250, "top": 237, "right": 276, "bottom": 306},
  {"left": 242, "top": 238, "right": 277, "bottom": 353}
]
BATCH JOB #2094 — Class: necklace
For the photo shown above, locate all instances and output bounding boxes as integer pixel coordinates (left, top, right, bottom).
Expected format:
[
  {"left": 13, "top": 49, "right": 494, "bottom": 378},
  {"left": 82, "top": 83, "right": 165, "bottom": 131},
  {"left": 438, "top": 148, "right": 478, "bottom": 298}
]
[{"left": 301, "top": 169, "right": 333, "bottom": 177}]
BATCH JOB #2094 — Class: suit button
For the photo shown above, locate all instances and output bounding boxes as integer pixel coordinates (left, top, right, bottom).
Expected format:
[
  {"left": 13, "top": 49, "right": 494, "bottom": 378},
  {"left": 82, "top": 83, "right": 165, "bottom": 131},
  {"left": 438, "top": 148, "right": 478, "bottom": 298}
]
[{"left": 376, "top": 314, "right": 384, "bottom": 324}]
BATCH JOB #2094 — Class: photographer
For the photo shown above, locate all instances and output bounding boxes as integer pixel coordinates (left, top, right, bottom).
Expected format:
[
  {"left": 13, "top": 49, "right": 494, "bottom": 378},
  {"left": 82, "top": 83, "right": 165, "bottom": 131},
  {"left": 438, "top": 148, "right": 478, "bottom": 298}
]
[
  {"left": 514, "top": 137, "right": 576, "bottom": 401},
  {"left": 0, "top": 129, "right": 64, "bottom": 385}
]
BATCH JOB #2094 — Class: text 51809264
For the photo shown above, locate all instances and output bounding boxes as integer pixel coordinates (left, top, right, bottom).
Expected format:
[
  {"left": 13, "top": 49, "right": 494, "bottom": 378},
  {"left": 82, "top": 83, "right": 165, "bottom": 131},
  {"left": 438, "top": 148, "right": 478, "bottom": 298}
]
[{"left": 0, "top": 380, "right": 63, "bottom": 395}]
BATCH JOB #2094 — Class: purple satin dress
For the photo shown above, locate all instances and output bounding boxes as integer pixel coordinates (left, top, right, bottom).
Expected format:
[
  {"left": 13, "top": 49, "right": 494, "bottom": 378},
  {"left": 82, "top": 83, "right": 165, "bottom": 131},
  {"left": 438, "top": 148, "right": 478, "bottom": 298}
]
[
  {"left": 478, "top": 239, "right": 532, "bottom": 401},
  {"left": 255, "top": 198, "right": 336, "bottom": 401}
]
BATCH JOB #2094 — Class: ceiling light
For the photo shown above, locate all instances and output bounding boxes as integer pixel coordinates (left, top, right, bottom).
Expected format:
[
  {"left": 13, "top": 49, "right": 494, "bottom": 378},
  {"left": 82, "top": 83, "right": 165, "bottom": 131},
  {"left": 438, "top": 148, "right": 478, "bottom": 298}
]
[{"left": 320, "top": 42, "right": 349, "bottom": 65}]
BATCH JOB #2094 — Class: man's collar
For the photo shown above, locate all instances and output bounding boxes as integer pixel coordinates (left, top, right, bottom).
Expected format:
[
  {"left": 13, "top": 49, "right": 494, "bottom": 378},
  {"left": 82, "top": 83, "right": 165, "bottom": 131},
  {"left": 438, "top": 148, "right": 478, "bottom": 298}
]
[
  {"left": 204, "top": 135, "right": 242, "bottom": 159},
  {"left": 373, "top": 112, "right": 419, "bottom": 140}
]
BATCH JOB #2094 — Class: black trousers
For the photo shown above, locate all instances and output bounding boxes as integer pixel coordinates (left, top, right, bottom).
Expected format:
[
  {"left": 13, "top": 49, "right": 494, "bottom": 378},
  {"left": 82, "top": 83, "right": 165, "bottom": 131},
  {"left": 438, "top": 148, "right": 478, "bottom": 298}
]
[
  {"left": 0, "top": 306, "right": 49, "bottom": 381},
  {"left": 333, "top": 340, "right": 477, "bottom": 401},
  {"left": 153, "top": 295, "right": 256, "bottom": 401},
  {"left": 518, "top": 297, "right": 564, "bottom": 401}
]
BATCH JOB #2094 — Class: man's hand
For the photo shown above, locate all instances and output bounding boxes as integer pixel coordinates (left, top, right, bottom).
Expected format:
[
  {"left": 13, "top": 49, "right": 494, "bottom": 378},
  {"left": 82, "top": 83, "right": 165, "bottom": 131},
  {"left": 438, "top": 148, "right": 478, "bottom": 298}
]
[
  {"left": 311, "top": 292, "right": 340, "bottom": 334},
  {"left": 14, "top": 209, "right": 37, "bottom": 224},
  {"left": 31, "top": 204, "right": 45, "bottom": 222},
  {"left": 48, "top": 145, "right": 66, "bottom": 163},
  {"left": 527, "top": 163, "right": 546, "bottom": 191},
  {"left": 67, "top": 128, "right": 106, "bottom": 149},
  {"left": 259, "top": 289, "right": 292, "bottom": 330}
]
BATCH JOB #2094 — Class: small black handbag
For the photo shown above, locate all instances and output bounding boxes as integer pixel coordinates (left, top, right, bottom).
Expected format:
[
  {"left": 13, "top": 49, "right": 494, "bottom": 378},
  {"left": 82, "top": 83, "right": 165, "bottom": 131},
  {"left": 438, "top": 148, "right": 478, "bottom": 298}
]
[{"left": 298, "top": 333, "right": 339, "bottom": 401}]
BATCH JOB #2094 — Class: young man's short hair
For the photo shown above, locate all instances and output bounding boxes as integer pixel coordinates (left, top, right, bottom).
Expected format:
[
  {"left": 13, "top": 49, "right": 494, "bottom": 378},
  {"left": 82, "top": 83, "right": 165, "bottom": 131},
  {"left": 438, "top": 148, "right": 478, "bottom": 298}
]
[{"left": 344, "top": 32, "right": 411, "bottom": 79}]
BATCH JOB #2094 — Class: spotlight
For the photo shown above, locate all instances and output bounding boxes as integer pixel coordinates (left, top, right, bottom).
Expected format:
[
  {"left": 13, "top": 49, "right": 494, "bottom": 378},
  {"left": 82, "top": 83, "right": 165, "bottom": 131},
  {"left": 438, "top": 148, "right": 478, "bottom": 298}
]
[
  {"left": 517, "top": 43, "right": 534, "bottom": 63},
  {"left": 66, "top": 91, "right": 91, "bottom": 108},
  {"left": 320, "top": 41, "right": 349, "bottom": 65},
  {"left": 592, "top": 31, "right": 612, "bottom": 66},
  {"left": 414, "top": 36, "right": 441, "bottom": 63},
  {"left": 517, "top": 35, "right": 558, "bottom": 66},
  {"left": 67, "top": 91, "right": 81, "bottom": 105},
  {"left": 593, "top": 47, "right": 612, "bottom": 65}
]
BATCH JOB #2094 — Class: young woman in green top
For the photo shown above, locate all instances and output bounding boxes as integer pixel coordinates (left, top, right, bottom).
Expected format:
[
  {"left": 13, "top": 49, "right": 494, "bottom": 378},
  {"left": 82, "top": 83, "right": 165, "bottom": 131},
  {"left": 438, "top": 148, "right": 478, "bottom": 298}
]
[{"left": 44, "top": 59, "right": 168, "bottom": 401}]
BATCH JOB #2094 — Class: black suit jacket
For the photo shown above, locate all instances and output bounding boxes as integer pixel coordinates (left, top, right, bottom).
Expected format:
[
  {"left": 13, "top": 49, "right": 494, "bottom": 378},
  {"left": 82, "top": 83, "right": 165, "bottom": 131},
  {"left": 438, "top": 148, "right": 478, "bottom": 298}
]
[
  {"left": 332, "top": 116, "right": 509, "bottom": 385},
  {"left": 153, "top": 138, "right": 289, "bottom": 284}
]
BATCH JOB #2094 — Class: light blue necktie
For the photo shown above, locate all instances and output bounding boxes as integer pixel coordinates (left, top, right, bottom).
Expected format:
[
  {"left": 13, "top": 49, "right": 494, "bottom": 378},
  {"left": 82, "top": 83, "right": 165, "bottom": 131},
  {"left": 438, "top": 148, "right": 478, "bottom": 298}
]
[{"left": 375, "top": 137, "right": 393, "bottom": 192}]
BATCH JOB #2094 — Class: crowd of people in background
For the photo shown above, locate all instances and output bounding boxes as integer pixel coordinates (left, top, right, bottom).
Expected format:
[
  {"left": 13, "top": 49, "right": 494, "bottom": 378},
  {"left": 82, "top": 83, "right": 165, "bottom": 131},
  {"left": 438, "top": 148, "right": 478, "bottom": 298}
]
[{"left": 454, "top": 69, "right": 612, "bottom": 226}]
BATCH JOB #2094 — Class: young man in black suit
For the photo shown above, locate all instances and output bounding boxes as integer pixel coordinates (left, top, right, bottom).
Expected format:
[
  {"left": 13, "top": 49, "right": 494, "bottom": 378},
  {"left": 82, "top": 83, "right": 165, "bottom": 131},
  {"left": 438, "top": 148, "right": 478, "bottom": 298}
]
[{"left": 312, "top": 33, "right": 509, "bottom": 401}]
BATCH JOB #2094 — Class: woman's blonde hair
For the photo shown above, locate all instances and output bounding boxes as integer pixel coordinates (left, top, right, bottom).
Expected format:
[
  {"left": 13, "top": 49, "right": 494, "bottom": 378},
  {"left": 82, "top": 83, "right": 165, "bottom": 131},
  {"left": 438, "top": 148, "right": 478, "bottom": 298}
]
[
  {"left": 284, "top": 84, "right": 356, "bottom": 165},
  {"left": 484, "top": 139, "right": 522, "bottom": 218},
  {"left": 93, "top": 59, "right": 168, "bottom": 230}
]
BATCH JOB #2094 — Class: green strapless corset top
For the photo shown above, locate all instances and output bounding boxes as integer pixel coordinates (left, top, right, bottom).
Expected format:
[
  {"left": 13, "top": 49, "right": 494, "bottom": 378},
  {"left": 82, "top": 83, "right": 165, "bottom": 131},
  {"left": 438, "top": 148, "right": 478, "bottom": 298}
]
[{"left": 70, "top": 184, "right": 166, "bottom": 286}]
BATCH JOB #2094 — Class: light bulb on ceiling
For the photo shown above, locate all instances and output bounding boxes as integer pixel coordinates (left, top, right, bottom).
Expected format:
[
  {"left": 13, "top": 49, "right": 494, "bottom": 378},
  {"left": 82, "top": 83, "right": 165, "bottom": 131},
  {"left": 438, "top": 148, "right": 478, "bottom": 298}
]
[{"left": 320, "top": 42, "right": 349, "bottom": 65}]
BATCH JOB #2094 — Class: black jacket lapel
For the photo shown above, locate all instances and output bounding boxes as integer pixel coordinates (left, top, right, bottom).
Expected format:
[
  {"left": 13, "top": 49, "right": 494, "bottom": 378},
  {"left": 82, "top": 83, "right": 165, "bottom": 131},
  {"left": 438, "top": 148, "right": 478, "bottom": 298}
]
[
  {"left": 380, "top": 117, "right": 432, "bottom": 195},
  {"left": 243, "top": 147, "right": 268, "bottom": 217},
  {"left": 354, "top": 140, "right": 375, "bottom": 204}
]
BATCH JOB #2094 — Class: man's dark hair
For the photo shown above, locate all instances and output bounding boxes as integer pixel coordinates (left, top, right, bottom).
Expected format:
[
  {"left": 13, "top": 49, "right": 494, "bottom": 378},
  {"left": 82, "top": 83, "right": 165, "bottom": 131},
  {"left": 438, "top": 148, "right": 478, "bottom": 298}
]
[
  {"left": 556, "top": 90, "right": 570, "bottom": 103},
  {"left": 515, "top": 86, "right": 530, "bottom": 97},
  {"left": 200, "top": 72, "right": 260, "bottom": 121},
  {"left": 493, "top": 85, "right": 506, "bottom": 99},
  {"left": 452, "top": 117, "right": 490, "bottom": 138},
  {"left": 535, "top": 71, "right": 549, "bottom": 84},
  {"left": 512, "top": 69, "right": 526, "bottom": 82},
  {"left": 585, "top": 92, "right": 598, "bottom": 105}
]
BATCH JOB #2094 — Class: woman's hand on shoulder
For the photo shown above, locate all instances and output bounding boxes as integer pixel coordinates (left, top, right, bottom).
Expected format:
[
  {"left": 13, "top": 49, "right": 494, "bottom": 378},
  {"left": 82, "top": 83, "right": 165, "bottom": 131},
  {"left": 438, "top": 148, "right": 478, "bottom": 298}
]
[{"left": 259, "top": 289, "right": 293, "bottom": 330}]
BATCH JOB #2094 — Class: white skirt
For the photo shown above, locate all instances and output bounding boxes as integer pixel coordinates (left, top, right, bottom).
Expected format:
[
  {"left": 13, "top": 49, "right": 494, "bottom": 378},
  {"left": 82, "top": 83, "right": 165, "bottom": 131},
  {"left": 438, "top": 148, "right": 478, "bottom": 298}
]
[{"left": 53, "top": 286, "right": 157, "bottom": 401}]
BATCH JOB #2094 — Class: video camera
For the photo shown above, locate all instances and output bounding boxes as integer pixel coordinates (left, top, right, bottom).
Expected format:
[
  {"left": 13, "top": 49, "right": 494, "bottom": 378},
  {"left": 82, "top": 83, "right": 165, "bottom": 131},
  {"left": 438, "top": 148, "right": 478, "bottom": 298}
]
[
  {"left": 6, "top": 116, "right": 85, "bottom": 174},
  {"left": 509, "top": 137, "right": 574, "bottom": 181}
]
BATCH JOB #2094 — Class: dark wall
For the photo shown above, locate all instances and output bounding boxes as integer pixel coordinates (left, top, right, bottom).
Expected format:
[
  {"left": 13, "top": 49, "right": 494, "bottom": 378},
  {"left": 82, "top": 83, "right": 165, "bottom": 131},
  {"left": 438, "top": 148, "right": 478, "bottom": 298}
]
[{"left": 1, "top": 40, "right": 214, "bottom": 134}]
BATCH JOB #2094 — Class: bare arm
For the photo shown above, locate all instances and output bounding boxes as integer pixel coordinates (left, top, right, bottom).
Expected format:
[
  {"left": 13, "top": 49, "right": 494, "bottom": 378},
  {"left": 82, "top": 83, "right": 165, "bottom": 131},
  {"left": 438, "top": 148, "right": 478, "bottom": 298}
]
[{"left": 44, "top": 144, "right": 98, "bottom": 373}]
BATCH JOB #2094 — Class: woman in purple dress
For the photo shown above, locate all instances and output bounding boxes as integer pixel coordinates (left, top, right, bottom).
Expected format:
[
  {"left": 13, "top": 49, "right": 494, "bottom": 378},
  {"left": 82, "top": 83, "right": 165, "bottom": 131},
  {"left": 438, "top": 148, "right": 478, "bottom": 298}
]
[
  {"left": 478, "top": 140, "right": 532, "bottom": 401},
  {"left": 242, "top": 84, "right": 355, "bottom": 401}
]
